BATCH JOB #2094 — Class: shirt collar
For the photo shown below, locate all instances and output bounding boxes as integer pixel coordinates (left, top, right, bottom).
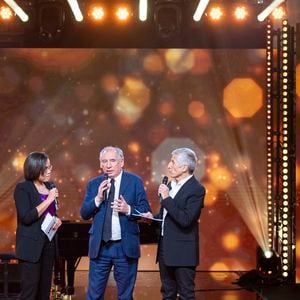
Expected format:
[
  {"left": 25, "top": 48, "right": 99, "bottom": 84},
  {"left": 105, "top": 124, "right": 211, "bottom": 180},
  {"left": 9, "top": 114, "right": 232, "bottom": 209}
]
[
  {"left": 111, "top": 171, "right": 123, "bottom": 185},
  {"left": 171, "top": 174, "right": 193, "bottom": 188}
]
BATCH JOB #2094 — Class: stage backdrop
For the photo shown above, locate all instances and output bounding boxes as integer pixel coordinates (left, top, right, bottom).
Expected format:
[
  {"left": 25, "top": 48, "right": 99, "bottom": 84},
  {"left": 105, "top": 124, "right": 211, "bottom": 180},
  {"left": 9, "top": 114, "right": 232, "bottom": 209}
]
[{"left": 0, "top": 48, "right": 299, "bottom": 281}]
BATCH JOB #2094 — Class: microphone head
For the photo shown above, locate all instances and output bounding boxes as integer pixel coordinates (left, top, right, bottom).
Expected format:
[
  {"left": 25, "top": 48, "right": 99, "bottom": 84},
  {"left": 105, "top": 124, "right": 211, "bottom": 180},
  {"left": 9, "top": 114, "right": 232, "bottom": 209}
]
[
  {"left": 49, "top": 182, "right": 56, "bottom": 189},
  {"left": 162, "top": 176, "right": 168, "bottom": 185},
  {"left": 103, "top": 173, "right": 108, "bottom": 180}
]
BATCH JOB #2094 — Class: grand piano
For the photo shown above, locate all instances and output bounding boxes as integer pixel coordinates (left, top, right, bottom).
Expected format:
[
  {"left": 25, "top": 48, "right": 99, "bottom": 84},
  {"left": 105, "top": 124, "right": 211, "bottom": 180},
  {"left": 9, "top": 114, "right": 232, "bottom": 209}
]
[{"left": 54, "top": 220, "right": 158, "bottom": 296}]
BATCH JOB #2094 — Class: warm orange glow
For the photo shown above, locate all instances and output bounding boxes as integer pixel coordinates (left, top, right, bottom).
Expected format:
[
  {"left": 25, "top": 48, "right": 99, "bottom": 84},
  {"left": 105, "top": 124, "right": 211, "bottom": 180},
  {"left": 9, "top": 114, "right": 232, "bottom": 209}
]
[
  {"left": 222, "top": 232, "right": 240, "bottom": 251},
  {"left": 209, "top": 262, "right": 229, "bottom": 281},
  {"left": 0, "top": 5, "right": 13, "bottom": 20},
  {"left": 296, "top": 162, "right": 300, "bottom": 187},
  {"left": 209, "top": 6, "right": 223, "bottom": 21},
  {"left": 202, "top": 182, "right": 218, "bottom": 206},
  {"left": 272, "top": 6, "right": 286, "bottom": 20},
  {"left": 223, "top": 78, "right": 263, "bottom": 118},
  {"left": 208, "top": 166, "right": 233, "bottom": 190},
  {"left": 188, "top": 101, "right": 205, "bottom": 119},
  {"left": 115, "top": 6, "right": 131, "bottom": 22},
  {"left": 234, "top": 6, "right": 248, "bottom": 21},
  {"left": 12, "top": 152, "right": 27, "bottom": 172},
  {"left": 89, "top": 5, "right": 106, "bottom": 22},
  {"left": 128, "top": 141, "right": 140, "bottom": 153}
]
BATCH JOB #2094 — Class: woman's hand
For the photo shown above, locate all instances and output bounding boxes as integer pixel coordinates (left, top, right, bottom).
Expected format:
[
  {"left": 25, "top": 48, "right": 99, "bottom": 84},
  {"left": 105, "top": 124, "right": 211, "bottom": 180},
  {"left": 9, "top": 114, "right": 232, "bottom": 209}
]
[{"left": 52, "top": 217, "right": 62, "bottom": 231}]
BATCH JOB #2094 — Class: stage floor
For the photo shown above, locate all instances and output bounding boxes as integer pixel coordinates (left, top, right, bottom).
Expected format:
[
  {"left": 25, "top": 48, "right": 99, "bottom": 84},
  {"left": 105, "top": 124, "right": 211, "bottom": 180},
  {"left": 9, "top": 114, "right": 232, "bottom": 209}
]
[{"left": 55, "top": 270, "right": 257, "bottom": 300}]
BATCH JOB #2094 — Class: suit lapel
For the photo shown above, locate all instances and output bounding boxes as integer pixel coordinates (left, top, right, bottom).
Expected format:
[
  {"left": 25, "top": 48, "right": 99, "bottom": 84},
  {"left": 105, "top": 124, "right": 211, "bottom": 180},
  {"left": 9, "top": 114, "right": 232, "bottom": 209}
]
[
  {"left": 172, "top": 176, "right": 195, "bottom": 203},
  {"left": 119, "top": 171, "right": 129, "bottom": 197}
]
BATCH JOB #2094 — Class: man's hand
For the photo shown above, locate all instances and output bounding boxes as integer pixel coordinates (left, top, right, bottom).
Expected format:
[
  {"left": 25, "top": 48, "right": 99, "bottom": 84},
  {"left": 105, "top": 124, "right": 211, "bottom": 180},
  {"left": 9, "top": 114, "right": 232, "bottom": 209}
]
[
  {"left": 95, "top": 179, "right": 110, "bottom": 205},
  {"left": 112, "top": 195, "right": 129, "bottom": 214}
]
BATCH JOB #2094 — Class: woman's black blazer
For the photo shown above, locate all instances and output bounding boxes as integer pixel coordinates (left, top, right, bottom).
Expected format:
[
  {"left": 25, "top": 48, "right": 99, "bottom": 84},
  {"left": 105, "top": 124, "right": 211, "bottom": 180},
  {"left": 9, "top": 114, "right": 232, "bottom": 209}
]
[{"left": 14, "top": 180, "right": 52, "bottom": 263}]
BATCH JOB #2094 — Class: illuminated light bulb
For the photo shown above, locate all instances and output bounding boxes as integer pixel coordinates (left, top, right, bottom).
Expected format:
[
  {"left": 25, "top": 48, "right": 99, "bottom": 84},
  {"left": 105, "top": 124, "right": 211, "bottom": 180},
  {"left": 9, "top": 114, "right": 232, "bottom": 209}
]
[
  {"left": 89, "top": 6, "right": 105, "bottom": 21},
  {"left": 209, "top": 6, "right": 223, "bottom": 21},
  {"left": 234, "top": 6, "right": 248, "bottom": 20},
  {"left": 0, "top": 5, "right": 13, "bottom": 20},
  {"left": 115, "top": 6, "right": 130, "bottom": 21},
  {"left": 272, "top": 6, "right": 285, "bottom": 20}
]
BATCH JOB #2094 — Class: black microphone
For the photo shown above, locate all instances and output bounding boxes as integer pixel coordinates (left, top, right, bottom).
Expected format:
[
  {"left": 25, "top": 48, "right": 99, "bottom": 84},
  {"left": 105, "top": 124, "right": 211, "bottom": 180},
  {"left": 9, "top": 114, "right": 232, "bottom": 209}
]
[
  {"left": 159, "top": 176, "right": 169, "bottom": 202},
  {"left": 49, "top": 182, "right": 59, "bottom": 210},
  {"left": 103, "top": 173, "right": 109, "bottom": 201}
]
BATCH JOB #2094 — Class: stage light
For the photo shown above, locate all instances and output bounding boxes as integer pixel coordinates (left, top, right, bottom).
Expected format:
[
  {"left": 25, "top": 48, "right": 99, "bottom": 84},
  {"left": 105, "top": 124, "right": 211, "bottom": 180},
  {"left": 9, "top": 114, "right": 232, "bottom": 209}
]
[
  {"left": 193, "top": 0, "right": 210, "bottom": 22},
  {"left": 264, "top": 250, "right": 273, "bottom": 259},
  {"left": 4, "top": 0, "right": 29, "bottom": 22},
  {"left": 209, "top": 6, "right": 223, "bottom": 21},
  {"left": 67, "top": 0, "right": 83, "bottom": 22},
  {"left": 38, "top": 2, "right": 66, "bottom": 41},
  {"left": 115, "top": 5, "right": 131, "bottom": 22},
  {"left": 234, "top": 6, "right": 248, "bottom": 21},
  {"left": 154, "top": 0, "right": 182, "bottom": 39},
  {"left": 265, "top": 21, "right": 274, "bottom": 250},
  {"left": 257, "top": 248, "right": 281, "bottom": 278},
  {"left": 0, "top": 5, "right": 13, "bottom": 21},
  {"left": 88, "top": 5, "right": 106, "bottom": 22},
  {"left": 257, "top": 0, "right": 285, "bottom": 22},
  {"left": 272, "top": 6, "right": 285, "bottom": 20},
  {"left": 139, "top": 0, "right": 148, "bottom": 21}
]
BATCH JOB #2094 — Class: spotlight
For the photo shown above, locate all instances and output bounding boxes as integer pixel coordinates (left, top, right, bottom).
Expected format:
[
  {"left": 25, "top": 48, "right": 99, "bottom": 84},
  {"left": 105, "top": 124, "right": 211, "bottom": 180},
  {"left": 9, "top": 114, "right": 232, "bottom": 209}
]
[
  {"left": 257, "top": 248, "right": 281, "bottom": 279},
  {"left": 139, "top": 0, "right": 148, "bottom": 21},
  {"left": 0, "top": 5, "right": 13, "bottom": 21},
  {"left": 114, "top": 5, "right": 131, "bottom": 22},
  {"left": 67, "top": 0, "right": 83, "bottom": 22},
  {"left": 193, "top": 0, "right": 210, "bottom": 22},
  {"left": 4, "top": 0, "right": 28, "bottom": 22},
  {"left": 272, "top": 6, "right": 285, "bottom": 20},
  {"left": 257, "top": 0, "right": 285, "bottom": 22},
  {"left": 38, "top": 2, "right": 66, "bottom": 42},
  {"left": 234, "top": 6, "right": 248, "bottom": 21},
  {"left": 88, "top": 5, "right": 106, "bottom": 22},
  {"left": 264, "top": 249, "right": 273, "bottom": 259},
  {"left": 154, "top": 0, "right": 182, "bottom": 39},
  {"left": 208, "top": 6, "right": 223, "bottom": 21}
]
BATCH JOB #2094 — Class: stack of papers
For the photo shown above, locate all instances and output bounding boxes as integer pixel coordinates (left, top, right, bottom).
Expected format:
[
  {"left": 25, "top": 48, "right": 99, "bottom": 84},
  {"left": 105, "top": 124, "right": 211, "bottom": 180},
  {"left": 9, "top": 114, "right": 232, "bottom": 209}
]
[{"left": 41, "top": 213, "right": 57, "bottom": 241}]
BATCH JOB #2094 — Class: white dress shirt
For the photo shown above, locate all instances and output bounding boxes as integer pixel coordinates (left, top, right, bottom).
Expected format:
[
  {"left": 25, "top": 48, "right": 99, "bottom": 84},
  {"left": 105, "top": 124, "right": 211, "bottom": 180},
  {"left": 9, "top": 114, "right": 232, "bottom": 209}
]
[
  {"left": 161, "top": 174, "right": 193, "bottom": 236},
  {"left": 94, "top": 172, "right": 123, "bottom": 240}
]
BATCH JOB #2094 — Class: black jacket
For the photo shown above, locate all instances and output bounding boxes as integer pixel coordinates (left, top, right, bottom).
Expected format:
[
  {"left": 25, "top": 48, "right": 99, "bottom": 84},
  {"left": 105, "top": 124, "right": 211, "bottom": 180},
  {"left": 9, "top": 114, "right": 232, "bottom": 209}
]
[
  {"left": 157, "top": 176, "right": 205, "bottom": 267},
  {"left": 14, "top": 180, "right": 53, "bottom": 263}
]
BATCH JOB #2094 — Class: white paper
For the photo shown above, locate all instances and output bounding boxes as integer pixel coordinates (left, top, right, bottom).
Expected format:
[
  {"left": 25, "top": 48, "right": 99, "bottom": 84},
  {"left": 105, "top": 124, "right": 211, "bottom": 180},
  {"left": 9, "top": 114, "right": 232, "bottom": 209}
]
[
  {"left": 132, "top": 213, "right": 163, "bottom": 222},
  {"left": 41, "top": 213, "right": 57, "bottom": 241}
]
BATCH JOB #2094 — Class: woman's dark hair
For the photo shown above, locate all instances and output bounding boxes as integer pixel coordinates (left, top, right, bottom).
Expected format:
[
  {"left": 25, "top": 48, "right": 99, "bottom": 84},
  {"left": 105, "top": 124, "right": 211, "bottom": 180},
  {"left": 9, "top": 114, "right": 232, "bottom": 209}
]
[{"left": 24, "top": 152, "right": 49, "bottom": 181}]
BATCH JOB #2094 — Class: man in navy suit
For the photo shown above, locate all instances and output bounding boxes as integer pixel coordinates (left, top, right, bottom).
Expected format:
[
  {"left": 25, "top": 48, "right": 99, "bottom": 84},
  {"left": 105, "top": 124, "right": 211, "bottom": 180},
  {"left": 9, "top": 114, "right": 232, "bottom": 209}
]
[
  {"left": 80, "top": 146, "right": 151, "bottom": 300},
  {"left": 144, "top": 147, "right": 205, "bottom": 299}
]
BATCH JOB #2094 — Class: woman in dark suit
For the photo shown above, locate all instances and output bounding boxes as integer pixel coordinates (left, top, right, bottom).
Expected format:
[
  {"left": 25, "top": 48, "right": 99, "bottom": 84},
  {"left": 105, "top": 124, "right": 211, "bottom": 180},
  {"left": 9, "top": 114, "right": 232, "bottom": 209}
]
[{"left": 14, "top": 151, "right": 62, "bottom": 300}]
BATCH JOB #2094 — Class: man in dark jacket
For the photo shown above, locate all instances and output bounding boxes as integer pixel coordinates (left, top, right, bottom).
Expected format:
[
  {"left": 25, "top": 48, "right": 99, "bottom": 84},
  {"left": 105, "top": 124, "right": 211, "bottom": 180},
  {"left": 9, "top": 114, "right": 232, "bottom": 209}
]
[{"left": 145, "top": 147, "right": 205, "bottom": 300}]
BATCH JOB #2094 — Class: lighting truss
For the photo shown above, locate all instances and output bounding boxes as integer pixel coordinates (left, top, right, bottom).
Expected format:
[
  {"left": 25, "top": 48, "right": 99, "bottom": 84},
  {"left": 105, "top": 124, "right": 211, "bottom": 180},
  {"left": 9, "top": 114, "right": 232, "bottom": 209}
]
[{"left": 266, "top": 18, "right": 296, "bottom": 283}]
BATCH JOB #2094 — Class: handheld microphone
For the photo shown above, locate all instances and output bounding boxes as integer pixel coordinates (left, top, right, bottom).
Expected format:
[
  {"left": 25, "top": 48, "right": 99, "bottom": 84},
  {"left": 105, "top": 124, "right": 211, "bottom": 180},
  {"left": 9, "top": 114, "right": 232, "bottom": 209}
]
[
  {"left": 159, "top": 176, "right": 169, "bottom": 202},
  {"left": 49, "top": 182, "right": 59, "bottom": 210},
  {"left": 103, "top": 173, "right": 109, "bottom": 201}
]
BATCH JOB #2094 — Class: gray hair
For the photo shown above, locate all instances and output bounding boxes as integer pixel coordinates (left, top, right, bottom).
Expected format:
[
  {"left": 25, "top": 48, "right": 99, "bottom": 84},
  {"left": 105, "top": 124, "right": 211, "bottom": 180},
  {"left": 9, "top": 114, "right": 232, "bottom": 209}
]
[
  {"left": 172, "top": 148, "right": 197, "bottom": 174},
  {"left": 100, "top": 146, "right": 124, "bottom": 160}
]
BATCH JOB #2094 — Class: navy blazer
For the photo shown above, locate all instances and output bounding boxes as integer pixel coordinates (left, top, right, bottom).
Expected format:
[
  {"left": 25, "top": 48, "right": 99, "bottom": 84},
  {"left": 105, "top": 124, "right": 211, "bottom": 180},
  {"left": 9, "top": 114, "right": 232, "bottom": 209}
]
[
  {"left": 80, "top": 171, "right": 151, "bottom": 259},
  {"left": 14, "top": 180, "right": 54, "bottom": 263},
  {"left": 157, "top": 175, "right": 205, "bottom": 267}
]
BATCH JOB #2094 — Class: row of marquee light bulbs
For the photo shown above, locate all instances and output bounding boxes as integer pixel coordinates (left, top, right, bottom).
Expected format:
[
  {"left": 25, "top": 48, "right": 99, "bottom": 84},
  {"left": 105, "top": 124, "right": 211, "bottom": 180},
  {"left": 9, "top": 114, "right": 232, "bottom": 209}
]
[{"left": 0, "top": 0, "right": 287, "bottom": 24}]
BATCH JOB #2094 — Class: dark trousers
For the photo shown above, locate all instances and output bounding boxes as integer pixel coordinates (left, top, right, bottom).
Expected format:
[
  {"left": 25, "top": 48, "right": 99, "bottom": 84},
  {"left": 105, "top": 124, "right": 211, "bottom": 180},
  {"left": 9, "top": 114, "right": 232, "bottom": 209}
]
[
  {"left": 87, "top": 240, "right": 138, "bottom": 300},
  {"left": 158, "top": 238, "right": 196, "bottom": 300},
  {"left": 19, "top": 239, "right": 55, "bottom": 300}
]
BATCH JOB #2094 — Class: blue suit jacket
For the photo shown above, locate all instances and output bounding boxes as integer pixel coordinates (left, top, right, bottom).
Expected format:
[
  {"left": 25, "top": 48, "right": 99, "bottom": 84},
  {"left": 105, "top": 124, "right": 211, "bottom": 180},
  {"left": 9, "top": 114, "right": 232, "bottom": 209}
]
[{"left": 80, "top": 171, "right": 151, "bottom": 259}]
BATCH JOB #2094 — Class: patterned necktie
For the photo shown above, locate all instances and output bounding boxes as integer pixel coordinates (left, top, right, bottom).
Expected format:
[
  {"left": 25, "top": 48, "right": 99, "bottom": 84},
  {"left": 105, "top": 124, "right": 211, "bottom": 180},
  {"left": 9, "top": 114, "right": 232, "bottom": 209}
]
[{"left": 102, "top": 178, "right": 115, "bottom": 242}]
